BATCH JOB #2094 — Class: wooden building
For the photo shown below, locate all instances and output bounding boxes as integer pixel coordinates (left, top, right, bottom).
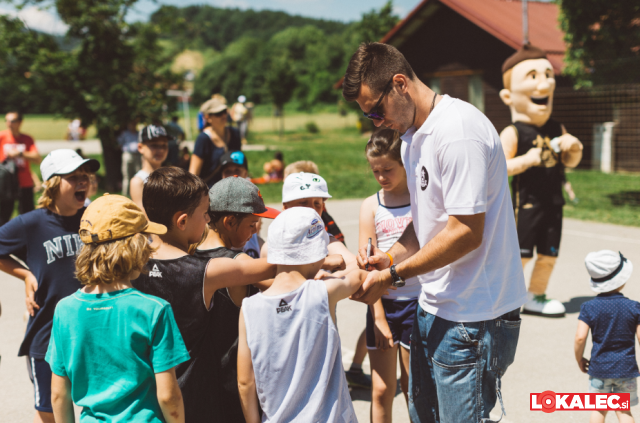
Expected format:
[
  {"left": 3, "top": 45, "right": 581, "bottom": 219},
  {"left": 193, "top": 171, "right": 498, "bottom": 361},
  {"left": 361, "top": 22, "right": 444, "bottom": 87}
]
[{"left": 339, "top": 0, "right": 640, "bottom": 172}]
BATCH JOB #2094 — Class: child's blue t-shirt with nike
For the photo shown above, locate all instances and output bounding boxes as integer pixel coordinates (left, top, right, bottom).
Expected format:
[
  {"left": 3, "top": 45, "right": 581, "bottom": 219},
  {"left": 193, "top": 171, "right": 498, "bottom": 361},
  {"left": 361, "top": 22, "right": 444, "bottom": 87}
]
[{"left": 45, "top": 288, "right": 190, "bottom": 422}]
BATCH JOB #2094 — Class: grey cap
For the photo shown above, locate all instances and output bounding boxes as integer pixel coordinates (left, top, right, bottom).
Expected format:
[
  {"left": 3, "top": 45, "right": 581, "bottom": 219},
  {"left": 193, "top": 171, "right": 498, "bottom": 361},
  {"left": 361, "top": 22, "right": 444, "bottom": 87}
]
[{"left": 209, "top": 176, "right": 280, "bottom": 218}]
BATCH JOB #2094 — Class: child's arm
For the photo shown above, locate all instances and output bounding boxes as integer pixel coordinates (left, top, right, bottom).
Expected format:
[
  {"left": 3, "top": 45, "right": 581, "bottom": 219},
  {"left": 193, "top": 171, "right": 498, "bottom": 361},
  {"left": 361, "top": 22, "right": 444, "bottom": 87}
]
[
  {"left": 204, "top": 258, "right": 276, "bottom": 305},
  {"left": 238, "top": 310, "right": 261, "bottom": 423},
  {"left": 324, "top": 269, "right": 369, "bottom": 311},
  {"left": 260, "top": 241, "right": 268, "bottom": 260},
  {"left": 327, "top": 239, "right": 358, "bottom": 272},
  {"left": 0, "top": 257, "right": 40, "bottom": 315},
  {"left": 155, "top": 367, "right": 185, "bottom": 423},
  {"left": 51, "top": 373, "right": 75, "bottom": 423},
  {"left": 130, "top": 177, "right": 145, "bottom": 208},
  {"left": 574, "top": 320, "right": 590, "bottom": 373},
  {"left": 370, "top": 300, "right": 394, "bottom": 350}
]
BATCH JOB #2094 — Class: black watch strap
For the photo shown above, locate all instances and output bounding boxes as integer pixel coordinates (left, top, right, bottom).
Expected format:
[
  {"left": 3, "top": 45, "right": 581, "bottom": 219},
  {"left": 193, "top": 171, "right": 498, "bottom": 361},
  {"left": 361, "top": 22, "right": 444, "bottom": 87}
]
[{"left": 390, "top": 265, "right": 406, "bottom": 288}]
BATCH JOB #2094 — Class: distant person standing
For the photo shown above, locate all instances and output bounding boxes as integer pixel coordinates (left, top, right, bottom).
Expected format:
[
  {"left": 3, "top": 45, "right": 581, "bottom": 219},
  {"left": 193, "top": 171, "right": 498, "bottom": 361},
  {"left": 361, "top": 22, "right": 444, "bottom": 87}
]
[
  {"left": 0, "top": 111, "right": 41, "bottom": 226},
  {"left": 165, "top": 116, "right": 185, "bottom": 166},
  {"left": 117, "top": 121, "right": 140, "bottom": 197},
  {"left": 231, "top": 95, "right": 249, "bottom": 143},
  {"left": 189, "top": 97, "right": 241, "bottom": 187}
]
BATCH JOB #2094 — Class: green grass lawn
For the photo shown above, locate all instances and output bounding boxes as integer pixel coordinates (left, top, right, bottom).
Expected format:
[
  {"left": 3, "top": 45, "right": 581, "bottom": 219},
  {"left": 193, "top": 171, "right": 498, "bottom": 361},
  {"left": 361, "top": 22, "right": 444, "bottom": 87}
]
[
  {"left": 14, "top": 126, "right": 640, "bottom": 228},
  {"left": 563, "top": 169, "right": 640, "bottom": 227}
]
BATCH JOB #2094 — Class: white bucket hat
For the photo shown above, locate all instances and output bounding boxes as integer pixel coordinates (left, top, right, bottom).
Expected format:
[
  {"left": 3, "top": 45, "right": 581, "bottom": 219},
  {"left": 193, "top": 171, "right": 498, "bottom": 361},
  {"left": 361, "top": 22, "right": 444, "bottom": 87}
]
[
  {"left": 267, "top": 207, "right": 329, "bottom": 265},
  {"left": 585, "top": 250, "right": 633, "bottom": 293},
  {"left": 40, "top": 149, "right": 100, "bottom": 181},
  {"left": 282, "top": 172, "right": 332, "bottom": 203}
]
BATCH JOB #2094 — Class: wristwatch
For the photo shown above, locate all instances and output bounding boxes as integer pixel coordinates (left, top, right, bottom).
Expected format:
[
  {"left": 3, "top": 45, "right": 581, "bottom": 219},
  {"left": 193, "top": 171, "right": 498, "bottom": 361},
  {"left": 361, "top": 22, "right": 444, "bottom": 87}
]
[{"left": 389, "top": 265, "right": 405, "bottom": 288}]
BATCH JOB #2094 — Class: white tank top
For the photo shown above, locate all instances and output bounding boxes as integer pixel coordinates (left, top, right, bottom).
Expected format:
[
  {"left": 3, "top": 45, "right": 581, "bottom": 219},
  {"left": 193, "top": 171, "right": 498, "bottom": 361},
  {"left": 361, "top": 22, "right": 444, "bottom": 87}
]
[
  {"left": 242, "top": 279, "right": 356, "bottom": 423},
  {"left": 375, "top": 192, "right": 422, "bottom": 300},
  {"left": 133, "top": 169, "right": 150, "bottom": 184}
]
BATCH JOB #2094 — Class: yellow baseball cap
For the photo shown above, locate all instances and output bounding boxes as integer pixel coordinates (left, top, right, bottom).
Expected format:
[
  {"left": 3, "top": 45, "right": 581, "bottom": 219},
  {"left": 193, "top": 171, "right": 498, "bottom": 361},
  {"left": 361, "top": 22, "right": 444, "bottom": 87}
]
[{"left": 80, "top": 194, "right": 167, "bottom": 244}]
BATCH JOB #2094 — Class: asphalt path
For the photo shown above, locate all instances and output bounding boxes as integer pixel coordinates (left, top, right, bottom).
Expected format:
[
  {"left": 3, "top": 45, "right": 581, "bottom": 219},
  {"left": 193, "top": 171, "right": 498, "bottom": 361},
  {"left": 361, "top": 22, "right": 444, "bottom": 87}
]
[{"left": 2, "top": 198, "right": 640, "bottom": 422}]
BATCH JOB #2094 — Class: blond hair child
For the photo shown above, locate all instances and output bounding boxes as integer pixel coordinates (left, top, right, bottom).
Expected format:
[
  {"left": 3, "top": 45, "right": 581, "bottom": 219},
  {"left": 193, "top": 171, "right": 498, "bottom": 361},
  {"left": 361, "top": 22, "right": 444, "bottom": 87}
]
[
  {"left": 0, "top": 149, "right": 99, "bottom": 422},
  {"left": 46, "top": 195, "right": 189, "bottom": 422},
  {"left": 360, "top": 128, "right": 421, "bottom": 420}
]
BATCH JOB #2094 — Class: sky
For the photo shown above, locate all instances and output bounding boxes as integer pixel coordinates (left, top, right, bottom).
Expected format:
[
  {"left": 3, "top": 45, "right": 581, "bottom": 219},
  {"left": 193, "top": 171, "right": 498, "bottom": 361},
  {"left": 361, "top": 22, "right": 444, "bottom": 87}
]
[
  {"left": 0, "top": 0, "right": 422, "bottom": 35},
  {"left": 128, "top": 0, "right": 420, "bottom": 23}
]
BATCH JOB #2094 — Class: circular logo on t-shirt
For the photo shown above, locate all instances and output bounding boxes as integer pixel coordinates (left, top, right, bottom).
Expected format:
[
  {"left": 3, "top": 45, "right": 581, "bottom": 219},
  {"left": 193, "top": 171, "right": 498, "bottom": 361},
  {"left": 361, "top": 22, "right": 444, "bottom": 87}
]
[{"left": 420, "top": 166, "right": 429, "bottom": 191}]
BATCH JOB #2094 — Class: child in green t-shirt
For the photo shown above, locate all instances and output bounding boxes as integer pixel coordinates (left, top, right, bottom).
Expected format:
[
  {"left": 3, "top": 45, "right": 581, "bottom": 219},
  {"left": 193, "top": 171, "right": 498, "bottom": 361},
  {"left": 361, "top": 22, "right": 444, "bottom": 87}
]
[{"left": 45, "top": 194, "right": 190, "bottom": 423}]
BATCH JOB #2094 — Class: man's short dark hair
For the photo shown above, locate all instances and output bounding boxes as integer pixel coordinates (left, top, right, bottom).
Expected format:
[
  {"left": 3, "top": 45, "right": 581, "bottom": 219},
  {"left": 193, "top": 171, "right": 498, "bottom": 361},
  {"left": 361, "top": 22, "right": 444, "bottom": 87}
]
[
  {"left": 143, "top": 167, "right": 209, "bottom": 230},
  {"left": 6, "top": 111, "right": 23, "bottom": 121},
  {"left": 342, "top": 42, "right": 416, "bottom": 102}
]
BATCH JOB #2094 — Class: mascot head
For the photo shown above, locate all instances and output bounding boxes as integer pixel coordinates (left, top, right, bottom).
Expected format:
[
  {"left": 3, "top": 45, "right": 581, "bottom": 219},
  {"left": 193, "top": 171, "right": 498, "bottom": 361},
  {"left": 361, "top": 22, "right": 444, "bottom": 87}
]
[{"left": 500, "top": 44, "right": 555, "bottom": 127}]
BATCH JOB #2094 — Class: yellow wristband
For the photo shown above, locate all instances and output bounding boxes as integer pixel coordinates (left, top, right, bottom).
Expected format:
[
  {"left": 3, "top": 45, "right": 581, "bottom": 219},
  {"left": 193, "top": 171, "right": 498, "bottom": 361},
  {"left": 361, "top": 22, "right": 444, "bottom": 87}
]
[{"left": 386, "top": 252, "right": 393, "bottom": 268}]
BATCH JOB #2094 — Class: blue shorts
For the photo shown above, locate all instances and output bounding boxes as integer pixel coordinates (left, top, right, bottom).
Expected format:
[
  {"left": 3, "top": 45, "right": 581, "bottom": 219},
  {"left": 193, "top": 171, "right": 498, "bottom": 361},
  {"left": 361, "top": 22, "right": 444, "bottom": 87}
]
[
  {"left": 366, "top": 298, "right": 417, "bottom": 350},
  {"left": 27, "top": 356, "right": 53, "bottom": 413},
  {"left": 589, "top": 376, "right": 639, "bottom": 406}
]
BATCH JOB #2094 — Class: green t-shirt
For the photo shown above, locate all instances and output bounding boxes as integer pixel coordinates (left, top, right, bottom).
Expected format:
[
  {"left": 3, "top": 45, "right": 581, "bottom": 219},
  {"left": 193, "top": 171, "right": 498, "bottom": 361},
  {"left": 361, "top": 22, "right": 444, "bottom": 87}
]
[{"left": 45, "top": 288, "right": 190, "bottom": 422}]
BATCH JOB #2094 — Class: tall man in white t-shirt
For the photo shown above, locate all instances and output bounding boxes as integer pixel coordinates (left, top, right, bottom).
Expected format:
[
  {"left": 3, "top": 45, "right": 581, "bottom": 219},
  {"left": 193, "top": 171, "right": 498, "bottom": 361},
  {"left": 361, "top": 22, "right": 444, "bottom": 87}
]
[{"left": 342, "top": 42, "right": 527, "bottom": 423}]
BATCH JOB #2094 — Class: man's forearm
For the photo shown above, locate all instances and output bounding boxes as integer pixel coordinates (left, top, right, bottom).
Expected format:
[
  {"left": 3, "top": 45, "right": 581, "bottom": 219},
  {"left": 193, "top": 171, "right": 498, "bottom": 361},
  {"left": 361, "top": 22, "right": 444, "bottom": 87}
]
[
  {"left": 395, "top": 216, "right": 483, "bottom": 281},
  {"left": 386, "top": 222, "right": 421, "bottom": 264}
]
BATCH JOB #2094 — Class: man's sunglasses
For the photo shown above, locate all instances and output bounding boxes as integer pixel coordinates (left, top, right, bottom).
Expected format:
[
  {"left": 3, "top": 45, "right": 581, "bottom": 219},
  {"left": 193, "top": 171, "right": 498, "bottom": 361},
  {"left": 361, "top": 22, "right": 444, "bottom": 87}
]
[
  {"left": 209, "top": 109, "right": 227, "bottom": 118},
  {"left": 363, "top": 78, "right": 394, "bottom": 120},
  {"left": 6, "top": 119, "right": 21, "bottom": 124}
]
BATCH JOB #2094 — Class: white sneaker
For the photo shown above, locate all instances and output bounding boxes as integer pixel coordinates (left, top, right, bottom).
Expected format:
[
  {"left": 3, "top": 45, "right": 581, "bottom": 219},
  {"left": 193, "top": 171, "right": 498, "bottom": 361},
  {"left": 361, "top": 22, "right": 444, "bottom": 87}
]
[{"left": 522, "top": 293, "right": 566, "bottom": 318}]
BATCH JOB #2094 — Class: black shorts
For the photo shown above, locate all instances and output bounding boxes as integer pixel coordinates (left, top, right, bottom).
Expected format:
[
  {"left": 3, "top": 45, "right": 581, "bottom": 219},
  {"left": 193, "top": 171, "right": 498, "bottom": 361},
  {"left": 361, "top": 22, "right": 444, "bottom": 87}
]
[
  {"left": 26, "top": 356, "right": 53, "bottom": 413},
  {"left": 516, "top": 202, "right": 563, "bottom": 258}
]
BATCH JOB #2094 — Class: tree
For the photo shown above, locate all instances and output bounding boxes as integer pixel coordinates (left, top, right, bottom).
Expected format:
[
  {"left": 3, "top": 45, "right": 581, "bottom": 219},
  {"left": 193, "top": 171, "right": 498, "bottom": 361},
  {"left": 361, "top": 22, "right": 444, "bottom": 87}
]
[
  {"left": 0, "top": 16, "right": 61, "bottom": 113},
  {"left": 558, "top": 0, "right": 640, "bottom": 87},
  {"left": 12, "top": 0, "right": 180, "bottom": 190}
]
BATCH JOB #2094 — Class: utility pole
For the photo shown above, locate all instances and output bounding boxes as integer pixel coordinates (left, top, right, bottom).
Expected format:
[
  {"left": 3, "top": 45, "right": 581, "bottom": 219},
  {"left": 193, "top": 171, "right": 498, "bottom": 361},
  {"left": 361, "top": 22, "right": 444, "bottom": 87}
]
[{"left": 522, "top": 0, "right": 529, "bottom": 45}]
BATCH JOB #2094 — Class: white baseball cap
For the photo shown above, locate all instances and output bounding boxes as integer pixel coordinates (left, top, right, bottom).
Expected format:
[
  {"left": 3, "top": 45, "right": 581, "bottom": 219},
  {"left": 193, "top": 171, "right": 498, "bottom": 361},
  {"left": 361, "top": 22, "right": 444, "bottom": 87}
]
[
  {"left": 40, "top": 149, "right": 100, "bottom": 181},
  {"left": 267, "top": 207, "right": 329, "bottom": 265},
  {"left": 585, "top": 250, "right": 633, "bottom": 293},
  {"left": 282, "top": 172, "right": 332, "bottom": 203}
]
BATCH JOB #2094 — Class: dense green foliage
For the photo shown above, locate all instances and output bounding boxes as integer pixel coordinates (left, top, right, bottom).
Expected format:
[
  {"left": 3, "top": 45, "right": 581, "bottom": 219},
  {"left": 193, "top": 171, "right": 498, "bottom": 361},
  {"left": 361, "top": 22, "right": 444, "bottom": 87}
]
[
  {"left": 1, "top": 0, "right": 180, "bottom": 189},
  {"left": 192, "top": 2, "right": 399, "bottom": 110},
  {"left": 0, "top": 16, "right": 61, "bottom": 113},
  {"left": 150, "top": 5, "right": 348, "bottom": 52},
  {"left": 558, "top": 0, "right": 640, "bottom": 87}
]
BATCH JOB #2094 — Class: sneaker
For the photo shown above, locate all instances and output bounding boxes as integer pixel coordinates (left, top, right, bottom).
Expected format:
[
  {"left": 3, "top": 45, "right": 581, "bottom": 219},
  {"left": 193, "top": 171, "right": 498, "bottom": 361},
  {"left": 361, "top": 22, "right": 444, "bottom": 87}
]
[
  {"left": 345, "top": 368, "right": 372, "bottom": 389},
  {"left": 522, "top": 293, "right": 566, "bottom": 318}
]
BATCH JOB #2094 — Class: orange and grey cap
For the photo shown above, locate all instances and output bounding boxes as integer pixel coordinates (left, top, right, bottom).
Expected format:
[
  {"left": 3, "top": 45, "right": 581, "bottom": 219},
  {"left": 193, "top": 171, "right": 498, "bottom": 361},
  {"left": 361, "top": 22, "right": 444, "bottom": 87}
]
[{"left": 79, "top": 194, "right": 167, "bottom": 244}]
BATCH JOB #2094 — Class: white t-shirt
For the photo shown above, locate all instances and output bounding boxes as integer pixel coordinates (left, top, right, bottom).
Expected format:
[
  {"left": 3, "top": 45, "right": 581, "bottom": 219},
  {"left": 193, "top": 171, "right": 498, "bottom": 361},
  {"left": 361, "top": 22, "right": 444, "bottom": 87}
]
[{"left": 401, "top": 95, "right": 526, "bottom": 322}]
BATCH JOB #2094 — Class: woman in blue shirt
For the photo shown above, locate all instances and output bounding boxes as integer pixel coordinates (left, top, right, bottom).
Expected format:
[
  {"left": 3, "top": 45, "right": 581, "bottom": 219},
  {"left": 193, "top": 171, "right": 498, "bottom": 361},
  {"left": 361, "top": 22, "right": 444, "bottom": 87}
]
[{"left": 189, "top": 97, "right": 241, "bottom": 187}]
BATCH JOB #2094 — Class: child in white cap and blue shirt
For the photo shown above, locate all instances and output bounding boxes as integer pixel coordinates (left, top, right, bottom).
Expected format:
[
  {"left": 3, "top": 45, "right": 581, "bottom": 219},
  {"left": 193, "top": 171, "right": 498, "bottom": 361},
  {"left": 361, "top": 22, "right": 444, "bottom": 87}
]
[
  {"left": 237, "top": 207, "right": 368, "bottom": 423},
  {"left": 575, "top": 250, "right": 637, "bottom": 423}
]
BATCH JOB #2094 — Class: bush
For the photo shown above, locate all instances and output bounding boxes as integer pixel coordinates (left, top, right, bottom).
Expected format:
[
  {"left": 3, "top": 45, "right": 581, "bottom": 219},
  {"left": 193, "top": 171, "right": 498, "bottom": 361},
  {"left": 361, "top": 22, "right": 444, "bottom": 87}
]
[{"left": 305, "top": 121, "right": 319, "bottom": 133}]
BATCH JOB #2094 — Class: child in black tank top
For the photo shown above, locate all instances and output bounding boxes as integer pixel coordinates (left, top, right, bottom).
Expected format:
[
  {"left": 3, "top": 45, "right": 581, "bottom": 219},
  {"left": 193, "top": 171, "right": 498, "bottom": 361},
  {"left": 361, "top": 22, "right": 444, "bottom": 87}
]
[
  {"left": 132, "top": 168, "right": 280, "bottom": 422},
  {"left": 195, "top": 177, "right": 280, "bottom": 422}
]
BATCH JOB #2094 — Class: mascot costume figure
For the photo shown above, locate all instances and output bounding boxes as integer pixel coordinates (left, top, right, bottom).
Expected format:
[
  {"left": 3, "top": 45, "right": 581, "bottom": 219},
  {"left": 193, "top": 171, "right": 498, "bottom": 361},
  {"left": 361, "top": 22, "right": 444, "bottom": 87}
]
[{"left": 499, "top": 44, "right": 583, "bottom": 318}]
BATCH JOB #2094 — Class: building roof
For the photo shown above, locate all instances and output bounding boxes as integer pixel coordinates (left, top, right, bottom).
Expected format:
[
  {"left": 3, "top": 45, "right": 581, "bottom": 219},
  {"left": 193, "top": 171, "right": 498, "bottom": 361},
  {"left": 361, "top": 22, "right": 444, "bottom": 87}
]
[
  {"left": 383, "top": 0, "right": 566, "bottom": 71},
  {"left": 335, "top": 0, "right": 566, "bottom": 88}
]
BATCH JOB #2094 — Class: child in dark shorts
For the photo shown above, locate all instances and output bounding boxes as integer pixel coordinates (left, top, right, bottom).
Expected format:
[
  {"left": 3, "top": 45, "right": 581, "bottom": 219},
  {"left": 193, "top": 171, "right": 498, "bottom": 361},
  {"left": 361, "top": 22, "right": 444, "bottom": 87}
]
[
  {"left": 0, "top": 149, "right": 99, "bottom": 422},
  {"left": 575, "top": 250, "right": 638, "bottom": 423}
]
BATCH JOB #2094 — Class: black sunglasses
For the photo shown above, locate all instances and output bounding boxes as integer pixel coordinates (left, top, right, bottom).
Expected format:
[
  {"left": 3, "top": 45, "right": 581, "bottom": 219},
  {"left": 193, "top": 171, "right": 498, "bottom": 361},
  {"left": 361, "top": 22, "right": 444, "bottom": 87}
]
[{"left": 363, "top": 77, "right": 394, "bottom": 120}]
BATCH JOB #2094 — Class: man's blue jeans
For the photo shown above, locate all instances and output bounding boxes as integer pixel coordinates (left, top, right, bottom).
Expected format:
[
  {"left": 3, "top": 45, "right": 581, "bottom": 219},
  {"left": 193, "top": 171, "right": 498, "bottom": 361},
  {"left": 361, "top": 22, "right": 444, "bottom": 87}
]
[{"left": 408, "top": 305, "right": 521, "bottom": 423}]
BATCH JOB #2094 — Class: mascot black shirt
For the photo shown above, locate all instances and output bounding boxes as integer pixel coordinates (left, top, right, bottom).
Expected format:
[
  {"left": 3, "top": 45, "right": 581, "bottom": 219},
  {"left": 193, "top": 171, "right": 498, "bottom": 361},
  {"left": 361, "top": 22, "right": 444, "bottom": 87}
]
[{"left": 512, "top": 119, "right": 565, "bottom": 207}]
